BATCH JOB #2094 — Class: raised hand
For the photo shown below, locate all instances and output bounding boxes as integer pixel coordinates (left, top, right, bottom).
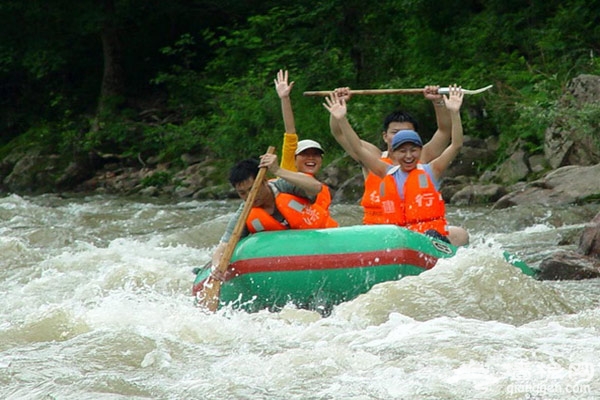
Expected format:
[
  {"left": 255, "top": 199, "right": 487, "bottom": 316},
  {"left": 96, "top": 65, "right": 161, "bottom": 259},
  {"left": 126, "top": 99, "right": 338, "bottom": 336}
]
[
  {"left": 274, "top": 69, "right": 294, "bottom": 98},
  {"left": 423, "top": 85, "right": 443, "bottom": 102},
  {"left": 443, "top": 84, "right": 464, "bottom": 112},
  {"left": 333, "top": 87, "right": 352, "bottom": 103},
  {"left": 323, "top": 91, "right": 347, "bottom": 120}
]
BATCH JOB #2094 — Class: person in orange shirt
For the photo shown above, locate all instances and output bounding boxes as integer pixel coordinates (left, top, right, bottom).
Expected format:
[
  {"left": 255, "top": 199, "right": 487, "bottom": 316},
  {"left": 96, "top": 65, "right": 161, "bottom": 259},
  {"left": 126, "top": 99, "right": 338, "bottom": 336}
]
[
  {"left": 274, "top": 69, "right": 337, "bottom": 227},
  {"left": 325, "top": 86, "right": 469, "bottom": 246}
]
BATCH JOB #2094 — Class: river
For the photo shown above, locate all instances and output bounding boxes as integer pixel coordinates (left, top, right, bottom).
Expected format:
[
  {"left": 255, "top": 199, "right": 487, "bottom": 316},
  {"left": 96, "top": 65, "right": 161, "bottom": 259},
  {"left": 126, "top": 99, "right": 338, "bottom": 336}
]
[{"left": 1, "top": 193, "right": 599, "bottom": 399}]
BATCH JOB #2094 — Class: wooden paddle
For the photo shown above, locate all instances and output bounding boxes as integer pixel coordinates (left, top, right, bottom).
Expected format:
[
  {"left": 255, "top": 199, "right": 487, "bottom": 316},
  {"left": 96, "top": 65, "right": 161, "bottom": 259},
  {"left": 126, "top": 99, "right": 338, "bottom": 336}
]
[
  {"left": 303, "top": 85, "right": 493, "bottom": 97},
  {"left": 197, "top": 146, "right": 276, "bottom": 312}
]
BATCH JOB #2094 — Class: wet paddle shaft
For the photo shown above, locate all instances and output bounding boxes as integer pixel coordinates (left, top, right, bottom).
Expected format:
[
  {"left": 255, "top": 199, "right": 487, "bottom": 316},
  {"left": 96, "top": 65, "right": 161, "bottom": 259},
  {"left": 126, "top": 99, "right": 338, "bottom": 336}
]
[{"left": 197, "top": 146, "right": 276, "bottom": 312}]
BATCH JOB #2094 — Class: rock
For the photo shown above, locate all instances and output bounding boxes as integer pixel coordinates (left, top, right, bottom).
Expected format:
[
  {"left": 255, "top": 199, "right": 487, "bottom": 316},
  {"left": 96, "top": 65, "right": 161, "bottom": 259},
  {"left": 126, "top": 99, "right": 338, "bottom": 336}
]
[
  {"left": 450, "top": 184, "right": 508, "bottom": 206},
  {"left": 493, "top": 163, "right": 600, "bottom": 209},
  {"left": 174, "top": 186, "right": 196, "bottom": 198},
  {"left": 331, "top": 173, "right": 363, "bottom": 204},
  {"left": 139, "top": 186, "right": 160, "bottom": 196},
  {"left": 193, "top": 183, "right": 234, "bottom": 199},
  {"left": 544, "top": 74, "right": 600, "bottom": 169},
  {"left": 321, "top": 156, "right": 363, "bottom": 203},
  {"left": 181, "top": 153, "right": 206, "bottom": 165},
  {"left": 3, "top": 153, "right": 63, "bottom": 194},
  {"left": 445, "top": 137, "right": 496, "bottom": 178},
  {"left": 56, "top": 160, "right": 96, "bottom": 189},
  {"left": 537, "top": 251, "right": 600, "bottom": 280},
  {"left": 321, "top": 156, "right": 360, "bottom": 189},
  {"left": 439, "top": 176, "right": 470, "bottom": 203},
  {"left": 528, "top": 154, "right": 548, "bottom": 174},
  {"left": 537, "top": 211, "right": 600, "bottom": 281},
  {"left": 578, "top": 211, "right": 600, "bottom": 258},
  {"left": 175, "top": 163, "right": 217, "bottom": 190},
  {"left": 493, "top": 149, "right": 530, "bottom": 184}
]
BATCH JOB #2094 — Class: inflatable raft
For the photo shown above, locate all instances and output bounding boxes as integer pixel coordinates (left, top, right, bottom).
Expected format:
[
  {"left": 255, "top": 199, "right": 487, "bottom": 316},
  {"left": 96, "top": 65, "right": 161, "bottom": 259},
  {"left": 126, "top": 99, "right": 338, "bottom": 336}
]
[{"left": 192, "top": 225, "right": 535, "bottom": 314}]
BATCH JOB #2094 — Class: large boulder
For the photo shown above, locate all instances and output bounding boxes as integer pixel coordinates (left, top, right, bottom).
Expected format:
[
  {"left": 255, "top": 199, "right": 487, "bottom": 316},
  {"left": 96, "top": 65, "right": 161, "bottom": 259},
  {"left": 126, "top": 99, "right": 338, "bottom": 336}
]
[
  {"left": 450, "top": 183, "right": 507, "bottom": 206},
  {"left": 537, "top": 211, "right": 600, "bottom": 280},
  {"left": 579, "top": 211, "right": 600, "bottom": 258},
  {"left": 537, "top": 251, "right": 600, "bottom": 280},
  {"left": 0, "top": 147, "right": 67, "bottom": 194},
  {"left": 544, "top": 74, "right": 600, "bottom": 169},
  {"left": 492, "top": 149, "right": 531, "bottom": 184},
  {"left": 493, "top": 164, "right": 600, "bottom": 209}
]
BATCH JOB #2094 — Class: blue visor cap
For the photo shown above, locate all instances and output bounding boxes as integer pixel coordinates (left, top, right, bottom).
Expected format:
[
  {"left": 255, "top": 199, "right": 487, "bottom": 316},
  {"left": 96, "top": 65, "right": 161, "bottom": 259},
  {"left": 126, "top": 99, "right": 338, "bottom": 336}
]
[{"left": 391, "top": 130, "right": 423, "bottom": 150}]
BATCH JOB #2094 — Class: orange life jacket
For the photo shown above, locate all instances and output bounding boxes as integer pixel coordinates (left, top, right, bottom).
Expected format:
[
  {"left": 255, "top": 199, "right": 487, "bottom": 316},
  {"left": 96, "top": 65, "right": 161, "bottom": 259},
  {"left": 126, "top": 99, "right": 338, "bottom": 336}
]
[
  {"left": 380, "top": 164, "right": 448, "bottom": 235},
  {"left": 360, "top": 156, "right": 393, "bottom": 225},
  {"left": 246, "top": 188, "right": 336, "bottom": 233},
  {"left": 314, "top": 184, "right": 339, "bottom": 228},
  {"left": 301, "top": 173, "right": 338, "bottom": 228}
]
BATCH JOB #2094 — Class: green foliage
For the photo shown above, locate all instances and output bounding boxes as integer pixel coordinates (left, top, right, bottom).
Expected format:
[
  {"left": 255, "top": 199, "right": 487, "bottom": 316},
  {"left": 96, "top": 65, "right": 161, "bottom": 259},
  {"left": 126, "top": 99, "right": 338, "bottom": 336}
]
[
  {"left": 571, "top": 102, "right": 600, "bottom": 142},
  {"left": 552, "top": 98, "right": 600, "bottom": 150},
  {"left": 144, "top": 118, "right": 211, "bottom": 163},
  {"left": 2, "top": 0, "right": 600, "bottom": 173},
  {"left": 141, "top": 171, "right": 173, "bottom": 188},
  {"left": 152, "top": 34, "right": 209, "bottom": 117}
]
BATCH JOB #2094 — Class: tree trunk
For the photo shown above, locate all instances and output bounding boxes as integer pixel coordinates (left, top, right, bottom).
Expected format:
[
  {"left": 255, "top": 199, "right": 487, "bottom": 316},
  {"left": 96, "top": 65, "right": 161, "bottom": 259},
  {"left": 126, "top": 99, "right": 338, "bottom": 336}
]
[{"left": 94, "top": 0, "right": 125, "bottom": 127}]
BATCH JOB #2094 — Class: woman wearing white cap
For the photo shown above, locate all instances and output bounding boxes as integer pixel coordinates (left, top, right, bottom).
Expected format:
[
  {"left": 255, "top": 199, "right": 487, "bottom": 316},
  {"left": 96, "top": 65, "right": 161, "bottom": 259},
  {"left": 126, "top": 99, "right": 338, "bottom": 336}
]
[
  {"left": 274, "top": 69, "right": 338, "bottom": 228},
  {"left": 324, "top": 86, "right": 468, "bottom": 246}
]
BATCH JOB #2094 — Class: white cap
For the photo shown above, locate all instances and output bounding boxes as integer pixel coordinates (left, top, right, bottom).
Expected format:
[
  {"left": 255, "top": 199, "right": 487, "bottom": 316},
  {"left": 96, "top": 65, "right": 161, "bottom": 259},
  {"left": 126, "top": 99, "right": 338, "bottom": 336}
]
[{"left": 295, "top": 139, "right": 324, "bottom": 155}]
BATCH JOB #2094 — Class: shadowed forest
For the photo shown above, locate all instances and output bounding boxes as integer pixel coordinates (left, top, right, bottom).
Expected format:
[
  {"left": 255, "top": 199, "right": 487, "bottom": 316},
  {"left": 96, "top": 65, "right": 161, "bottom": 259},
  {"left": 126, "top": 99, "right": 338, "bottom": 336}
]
[{"left": 1, "top": 0, "right": 599, "bottom": 174}]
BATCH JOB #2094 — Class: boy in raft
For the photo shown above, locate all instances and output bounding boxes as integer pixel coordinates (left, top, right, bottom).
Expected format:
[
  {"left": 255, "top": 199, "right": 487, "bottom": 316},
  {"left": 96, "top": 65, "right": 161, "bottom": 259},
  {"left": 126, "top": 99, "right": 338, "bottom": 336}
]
[
  {"left": 324, "top": 85, "right": 468, "bottom": 246},
  {"left": 210, "top": 150, "right": 332, "bottom": 270},
  {"left": 329, "top": 86, "right": 468, "bottom": 245},
  {"left": 274, "top": 69, "right": 337, "bottom": 227}
]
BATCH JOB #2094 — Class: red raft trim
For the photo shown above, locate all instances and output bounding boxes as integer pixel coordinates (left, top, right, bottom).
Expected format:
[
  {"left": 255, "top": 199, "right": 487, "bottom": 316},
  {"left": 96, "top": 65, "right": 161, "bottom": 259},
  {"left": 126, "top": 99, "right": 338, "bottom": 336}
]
[{"left": 193, "top": 248, "right": 438, "bottom": 295}]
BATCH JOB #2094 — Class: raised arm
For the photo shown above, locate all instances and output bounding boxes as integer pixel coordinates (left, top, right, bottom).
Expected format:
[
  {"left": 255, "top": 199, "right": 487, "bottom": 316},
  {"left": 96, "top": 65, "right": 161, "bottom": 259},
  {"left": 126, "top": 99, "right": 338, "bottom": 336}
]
[
  {"left": 328, "top": 88, "right": 385, "bottom": 178},
  {"left": 430, "top": 85, "right": 464, "bottom": 180},
  {"left": 274, "top": 69, "right": 298, "bottom": 171},
  {"left": 259, "top": 151, "right": 322, "bottom": 196},
  {"left": 421, "top": 85, "right": 452, "bottom": 163},
  {"left": 324, "top": 92, "right": 389, "bottom": 178},
  {"left": 275, "top": 69, "right": 296, "bottom": 134}
]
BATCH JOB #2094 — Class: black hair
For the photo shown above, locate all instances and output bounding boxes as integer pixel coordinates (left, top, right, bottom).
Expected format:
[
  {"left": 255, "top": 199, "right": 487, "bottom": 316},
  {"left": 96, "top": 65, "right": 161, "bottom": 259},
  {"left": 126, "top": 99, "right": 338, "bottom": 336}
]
[
  {"left": 382, "top": 110, "right": 419, "bottom": 132},
  {"left": 228, "top": 158, "right": 259, "bottom": 186}
]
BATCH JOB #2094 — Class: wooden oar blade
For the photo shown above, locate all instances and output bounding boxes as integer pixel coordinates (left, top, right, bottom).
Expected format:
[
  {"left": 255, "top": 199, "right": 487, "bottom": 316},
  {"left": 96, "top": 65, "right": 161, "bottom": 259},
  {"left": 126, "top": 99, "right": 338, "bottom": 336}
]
[{"left": 197, "top": 277, "right": 221, "bottom": 312}]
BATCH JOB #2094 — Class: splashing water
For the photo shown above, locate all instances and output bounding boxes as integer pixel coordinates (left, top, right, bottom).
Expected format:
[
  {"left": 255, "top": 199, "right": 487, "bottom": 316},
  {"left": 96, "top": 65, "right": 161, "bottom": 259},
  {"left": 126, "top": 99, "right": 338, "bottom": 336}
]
[{"left": 1, "top": 194, "right": 599, "bottom": 399}]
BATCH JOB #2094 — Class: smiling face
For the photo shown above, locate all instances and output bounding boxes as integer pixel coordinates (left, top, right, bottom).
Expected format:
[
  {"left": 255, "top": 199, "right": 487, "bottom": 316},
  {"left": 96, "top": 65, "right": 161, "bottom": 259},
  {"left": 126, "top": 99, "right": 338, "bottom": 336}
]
[
  {"left": 295, "top": 148, "right": 323, "bottom": 175},
  {"left": 391, "top": 142, "right": 422, "bottom": 172},
  {"left": 383, "top": 121, "right": 416, "bottom": 151}
]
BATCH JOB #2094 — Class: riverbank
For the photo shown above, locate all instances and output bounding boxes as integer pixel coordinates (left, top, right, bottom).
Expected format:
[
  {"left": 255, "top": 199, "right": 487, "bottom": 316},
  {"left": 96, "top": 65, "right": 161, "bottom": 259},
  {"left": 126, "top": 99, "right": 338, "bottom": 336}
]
[{"left": 2, "top": 76, "right": 599, "bottom": 207}]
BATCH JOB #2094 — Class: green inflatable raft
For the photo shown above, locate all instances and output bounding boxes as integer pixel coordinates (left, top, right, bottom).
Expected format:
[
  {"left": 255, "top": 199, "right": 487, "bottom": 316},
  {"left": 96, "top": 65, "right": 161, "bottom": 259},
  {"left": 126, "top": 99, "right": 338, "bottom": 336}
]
[{"left": 192, "top": 225, "right": 535, "bottom": 314}]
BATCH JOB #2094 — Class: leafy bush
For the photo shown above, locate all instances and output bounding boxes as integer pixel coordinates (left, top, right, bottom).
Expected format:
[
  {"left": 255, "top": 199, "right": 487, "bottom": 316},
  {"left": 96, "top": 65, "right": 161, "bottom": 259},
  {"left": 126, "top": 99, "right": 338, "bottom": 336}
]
[
  {"left": 141, "top": 171, "right": 173, "bottom": 188},
  {"left": 2, "top": 0, "right": 600, "bottom": 174}
]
